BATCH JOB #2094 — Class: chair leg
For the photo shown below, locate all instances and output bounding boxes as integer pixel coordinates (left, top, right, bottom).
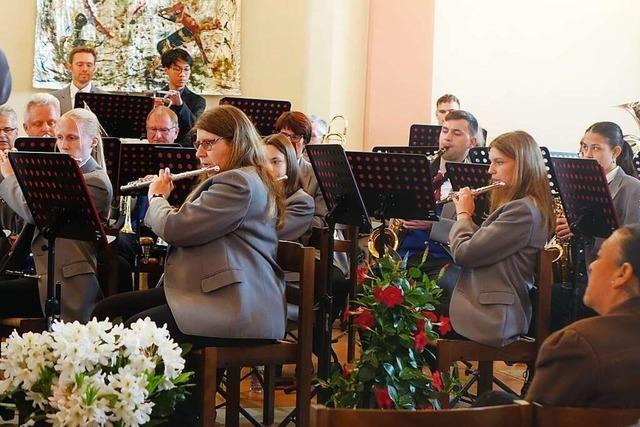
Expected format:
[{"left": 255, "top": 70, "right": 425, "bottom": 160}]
[
  {"left": 225, "top": 367, "right": 241, "bottom": 427},
  {"left": 478, "top": 361, "right": 493, "bottom": 395},
  {"left": 263, "top": 365, "right": 275, "bottom": 425},
  {"left": 201, "top": 350, "right": 218, "bottom": 427},
  {"left": 295, "top": 352, "right": 312, "bottom": 427}
]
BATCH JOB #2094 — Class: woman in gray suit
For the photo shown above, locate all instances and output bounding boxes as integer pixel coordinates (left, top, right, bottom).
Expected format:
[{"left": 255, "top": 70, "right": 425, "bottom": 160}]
[
  {"left": 0, "top": 109, "right": 112, "bottom": 322},
  {"left": 264, "top": 133, "right": 314, "bottom": 241},
  {"left": 93, "top": 105, "right": 286, "bottom": 344},
  {"left": 448, "top": 131, "right": 555, "bottom": 347}
]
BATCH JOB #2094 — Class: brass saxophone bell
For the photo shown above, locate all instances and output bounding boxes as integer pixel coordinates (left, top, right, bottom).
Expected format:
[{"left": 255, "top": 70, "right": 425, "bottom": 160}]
[{"left": 367, "top": 219, "right": 404, "bottom": 258}]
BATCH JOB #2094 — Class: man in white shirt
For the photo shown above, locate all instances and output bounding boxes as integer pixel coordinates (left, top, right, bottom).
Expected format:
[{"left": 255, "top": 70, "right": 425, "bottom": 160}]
[{"left": 51, "top": 46, "right": 105, "bottom": 114}]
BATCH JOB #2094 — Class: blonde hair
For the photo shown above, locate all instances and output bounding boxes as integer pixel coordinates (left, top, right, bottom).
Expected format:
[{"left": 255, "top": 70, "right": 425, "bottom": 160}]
[
  {"left": 489, "top": 131, "right": 555, "bottom": 236},
  {"left": 60, "top": 108, "right": 106, "bottom": 168},
  {"left": 194, "top": 105, "right": 285, "bottom": 229}
]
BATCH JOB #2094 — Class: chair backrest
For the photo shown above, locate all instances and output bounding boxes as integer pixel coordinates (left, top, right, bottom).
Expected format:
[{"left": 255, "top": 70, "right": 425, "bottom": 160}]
[
  {"left": 309, "top": 226, "right": 359, "bottom": 300},
  {"left": 277, "top": 240, "right": 315, "bottom": 344},
  {"left": 534, "top": 405, "right": 640, "bottom": 427},
  {"left": 532, "top": 248, "right": 555, "bottom": 347},
  {"left": 311, "top": 401, "right": 533, "bottom": 427}
]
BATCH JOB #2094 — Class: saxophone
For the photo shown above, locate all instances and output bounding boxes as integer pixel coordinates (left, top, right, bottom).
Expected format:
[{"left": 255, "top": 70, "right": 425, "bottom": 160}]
[{"left": 545, "top": 197, "right": 572, "bottom": 286}]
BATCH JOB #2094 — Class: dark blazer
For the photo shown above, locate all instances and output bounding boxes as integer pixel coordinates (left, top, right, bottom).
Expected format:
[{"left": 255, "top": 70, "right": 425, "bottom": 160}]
[
  {"left": 0, "top": 157, "right": 112, "bottom": 322},
  {"left": 526, "top": 297, "right": 640, "bottom": 408},
  {"left": 585, "top": 167, "right": 640, "bottom": 265},
  {"left": 280, "top": 188, "right": 314, "bottom": 242},
  {"left": 145, "top": 166, "right": 285, "bottom": 339},
  {"left": 51, "top": 83, "right": 106, "bottom": 114},
  {"left": 448, "top": 197, "right": 547, "bottom": 347},
  {"left": 163, "top": 85, "right": 206, "bottom": 147}
]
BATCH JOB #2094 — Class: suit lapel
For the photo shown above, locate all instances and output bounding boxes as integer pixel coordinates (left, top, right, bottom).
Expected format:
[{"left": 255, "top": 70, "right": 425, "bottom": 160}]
[{"left": 609, "top": 168, "right": 625, "bottom": 200}]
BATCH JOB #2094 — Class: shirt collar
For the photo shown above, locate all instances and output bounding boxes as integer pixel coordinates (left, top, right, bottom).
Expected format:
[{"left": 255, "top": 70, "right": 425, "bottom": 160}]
[{"left": 606, "top": 165, "right": 620, "bottom": 184}]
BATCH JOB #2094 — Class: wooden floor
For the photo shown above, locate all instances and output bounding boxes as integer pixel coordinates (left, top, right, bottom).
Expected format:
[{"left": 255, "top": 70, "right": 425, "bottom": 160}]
[{"left": 216, "top": 327, "right": 527, "bottom": 426}]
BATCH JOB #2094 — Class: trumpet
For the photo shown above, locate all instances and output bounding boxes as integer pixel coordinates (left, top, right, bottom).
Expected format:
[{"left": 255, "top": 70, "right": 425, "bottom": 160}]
[
  {"left": 427, "top": 147, "right": 447, "bottom": 162},
  {"left": 321, "top": 115, "right": 348, "bottom": 145},
  {"left": 437, "top": 181, "right": 506, "bottom": 205},
  {"left": 120, "top": 166, "right": 220, "bottom": 192}
]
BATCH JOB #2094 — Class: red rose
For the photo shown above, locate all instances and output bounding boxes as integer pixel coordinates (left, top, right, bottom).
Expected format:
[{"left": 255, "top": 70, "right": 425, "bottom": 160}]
[
  {"left": 375, "top": 387, "right": 394, "bottom": 409},
  {"left": 379, "top": 285, "right": 403, "bottom": 308},
  {"left": 415, "top": 318, "right": 425, "bottom": 333},
  {"left": 354, "top": 308, "right": 375, "bottom": 330},
  {"left": 432, "top": 370, "right": 443, "bottom": 392},
  {"left": 341, "top": 363, "right": 351, "bottom": 379},
  {"left": 414, "top": 331, "right": 428, "bottom": 351},
  {"left": 356, "top": 265, "right": 368, "bottom": 284},
  {"left": 423, "top": 311, "right": 438, "bottom": 323},
  {"left": 373, "top": 286, "right": 383, "bottom": 302},
  {"left": 439, "top": 315, "right": 452, "bottom": 336}
]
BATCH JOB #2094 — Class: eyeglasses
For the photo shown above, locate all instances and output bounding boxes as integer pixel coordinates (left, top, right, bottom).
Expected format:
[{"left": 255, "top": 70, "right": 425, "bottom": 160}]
[
  {"left": 170, "top": 66, "right": 191, "bottom": 75},
  {"left": 147, "top": 127, "right": 176, "bottom": 134},
  {"left": 193, "top": 136, "right": 224, "bottom": 151},
  {"left": 0, "top": 127, "right": 17, "bottom": 134},
  {"left": 281, "top": 131, "right": 304, "bottom": 143}
]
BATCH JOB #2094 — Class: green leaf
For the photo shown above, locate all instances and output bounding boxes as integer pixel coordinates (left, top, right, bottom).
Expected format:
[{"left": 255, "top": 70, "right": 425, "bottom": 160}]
[
  {"left": 358, "top": 364, "right": 376, "bottom": 382},
  {"left": 382, "top": 363, "right": 395, "bottom": 378}
]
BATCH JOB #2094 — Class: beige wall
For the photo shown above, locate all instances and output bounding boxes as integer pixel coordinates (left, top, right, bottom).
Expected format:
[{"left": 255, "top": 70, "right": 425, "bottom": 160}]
[
  {"left": 363, "top": 0, "right": 436, "bottom": 150},
  {"left": 0, "top": 0, "right": 369, "bottom": 149},
  {"left": 432, "top": 0, "right": 640, "bottom": 151}
]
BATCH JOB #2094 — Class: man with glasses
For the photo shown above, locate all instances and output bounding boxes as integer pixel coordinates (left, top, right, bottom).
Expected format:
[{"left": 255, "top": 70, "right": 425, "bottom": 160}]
[
  {"left": 0, "top": 105, "right": 18, "bottom": 151},
  {"left": 158, "top": 48, "right": 206, "bottom": 147},
  {"left": 52, "top": 46, "right": 105, "bottom": 114},
  {"left": 146, "top": 106, "right": 179, "bottom": 145},
  {"left": 23, "top": 93, "right": 60, "bottom": 137}
]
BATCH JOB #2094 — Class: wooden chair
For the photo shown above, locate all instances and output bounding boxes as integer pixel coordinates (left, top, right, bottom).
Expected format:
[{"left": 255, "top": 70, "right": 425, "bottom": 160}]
[
  {"left": 198, "top": 240, "right": 315, "bottom": 427},
  {"left": 533, "top": 404, "right": 640, "bottom": 427},
  {"left": 311, "top": 401, "right": 533, "bottom": 427},
  {"left": 436, "top": 248, "right": 556, "bottom": 407},
  {"left": 309, "top": 225, "right": 359, "bottom": 361}
]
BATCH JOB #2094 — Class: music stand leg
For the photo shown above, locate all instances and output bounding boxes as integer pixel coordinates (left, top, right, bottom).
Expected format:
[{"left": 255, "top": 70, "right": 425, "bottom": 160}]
[{"left": 317, "top": 220, "right": 336, "bottom": 404}]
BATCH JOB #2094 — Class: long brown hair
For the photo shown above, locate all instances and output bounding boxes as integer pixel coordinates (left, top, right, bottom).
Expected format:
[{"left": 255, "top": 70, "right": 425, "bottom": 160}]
[
  {"left": 194, "top": 105, "right": 285, "bottom": 229},
  {"left": 489, "top": 131, "right": 555, "bottom": 236},
  {"left": 263, "top": 133, "right": 305, "bottom": 197}
]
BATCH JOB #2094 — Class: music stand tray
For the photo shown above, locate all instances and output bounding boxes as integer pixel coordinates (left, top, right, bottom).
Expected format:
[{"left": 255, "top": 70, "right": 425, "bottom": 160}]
[
  {"left": 219, "top": 97, "right": 291, "bottom": 136},
  {"left": 14, "top": 137, "right": 57, "bottom": 152},
  {"left": 76, "top": 92, "right": 153, "bottom": 139}
]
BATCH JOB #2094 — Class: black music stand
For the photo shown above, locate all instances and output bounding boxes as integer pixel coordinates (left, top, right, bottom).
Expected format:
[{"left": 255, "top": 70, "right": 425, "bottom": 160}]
[
  {"left": 76, "top": 93, "right": 153, "bottom": 139},
  {"left": 155, "top": 146, "right": 199, "bottom": 206},
  {"left": 306, "top": 144, "right": 371, "bottom": 404},
  {"left": 633, "top": 152, "right": 640, "bottom": 177},
  {"left": 118, "top": 143, "right": 163, "bottom": 194},
  {"left": 345, "top": 151, "right": 439, "bottom": 257},
  {"left": 469, "top": 147, "right": 490, "bottom": 164},
  {"left": 8, "top": 152, "right": 108, "bottom": 329},
  {"left": 219, "top": 97, "right": 291, "bottom": 136},
  {"left": 372, "top": 145, "right": 440, "bottom": 157},
  {"left": 102, "top": 137, "right": 122, "bottom": 199},
  {"left": 445, "top": 162, "right": 492, "bottom": 223},
  {"left": 551, "top": 157, "right": 619, "bottom": 321},
  {"left": 14, "top": 137, "right": 57, "bottom": 152},
  {"left": 408, "top": 124, "right": 441, "bottom": 146}
]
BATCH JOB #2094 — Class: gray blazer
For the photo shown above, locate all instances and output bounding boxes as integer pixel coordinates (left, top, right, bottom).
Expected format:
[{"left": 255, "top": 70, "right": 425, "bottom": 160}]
[
  {"left": 526, "top": 297, "right": 640, "bottom": 408},
  {"left": 0, "top": 157, "right": 112, "bottom": 322},
  {"left": 51, "top": 83, "right": 106, "bottom": 114},
  {"left": 280, "top": 188, "right": 314, "bottom": 241},
  {"left": 145, "top": 166, "right": 286, "bottom": 339},
  {"left": 585, "top": 167, "right": 640, "bottom": 265},
  {"left": 429, "top": 202, "right": 456, "bottom": 246},
  {"left": 448, "top": 197, "right": 547, "bottom": 347}
]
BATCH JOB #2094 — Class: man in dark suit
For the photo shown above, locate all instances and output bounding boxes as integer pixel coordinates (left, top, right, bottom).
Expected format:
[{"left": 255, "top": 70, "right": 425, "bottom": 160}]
[
  {"left": 158, "top": 48, "right": 206, "bottom": 147},
  {"left": 51, "top": 46, "right": 106, "bottom": 114},
  {"left": 526, "top": 224, "right": 640, "bottom": 408}
]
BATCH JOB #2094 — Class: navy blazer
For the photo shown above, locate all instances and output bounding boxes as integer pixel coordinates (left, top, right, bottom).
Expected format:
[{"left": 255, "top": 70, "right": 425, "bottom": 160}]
[{"left": 163, "top": 85, "right": 206, "bottom": 147}]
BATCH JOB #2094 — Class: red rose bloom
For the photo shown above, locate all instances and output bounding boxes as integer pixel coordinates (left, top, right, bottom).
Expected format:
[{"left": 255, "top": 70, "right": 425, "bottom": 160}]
[
  {"left": 415, "top": 318, "right": 425, "bottom": 333},
  {"left": 414, "top": 331, "right": 428, "bottom": 351},
  {"left": 375, "top": 387, "right": 394, "bottom": 409},
  {"left": 373, "top": 286, "right": 383, "bottom": 302},
  {"left": 354, "top": 308, "right": 375, "bottom": 330},
  {"left": 439, "top": 315, "right": 452, "bottom": 335},
  {"left": 356, "top": 265, "right": 368, "bottom": 284},
  {"left": 432, "top": 370, "right": 443, "bottom": 391},
  {"left": 341, "top": 364, "right": 351, "bottom": 379},
  {"left": 423, "top": 311, "right": 438, "bottom": 323},
  {"left": 379, "top": 285, "right": 403, "bottom": 308}
]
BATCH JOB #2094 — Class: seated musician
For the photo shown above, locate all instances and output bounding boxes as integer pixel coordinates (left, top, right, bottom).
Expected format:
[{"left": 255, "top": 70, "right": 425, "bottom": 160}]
[
  {"left": 0, "top": 106, "right": 21, "bottom": 238},
  {"left": 23, "top": 93, "right": 60, "bottom": 137},
  {"left": 554, "top": 121, "right": 640, "bottom": 325},
  {"left": 0, "top": 109, "right": 113, "bottom": 322},
  {"left": 146, "top": 106, "right": 180, "bottom": 145},
  {"left": 400, "top": 110, "right": 478, "bottom": 277},
  {"left": 448, "top": 131, "right": 554, "bottom": 347},
  {"left": 264, "top": 133, "right": 314, "bottom": 241},
  {"left": 526, "top": 224, "right": 640, "bottom": 407}
]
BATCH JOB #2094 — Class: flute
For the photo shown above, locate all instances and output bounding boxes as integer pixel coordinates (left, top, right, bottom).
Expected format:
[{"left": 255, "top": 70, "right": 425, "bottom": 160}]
[
  {"left": 436, "top": 181, "right": 506, "bottom": 205},
  {"left": 120, "top": 166, "right": 221, "bottom": 192}
]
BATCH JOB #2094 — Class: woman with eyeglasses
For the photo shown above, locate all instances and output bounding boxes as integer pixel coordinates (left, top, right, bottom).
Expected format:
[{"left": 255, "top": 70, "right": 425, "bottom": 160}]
[
  {"left": 264, "top": 133, "right": 314, "bottom": 241},
  {"left": 0, "top": 108, "right": 112, "bottom": 323}
]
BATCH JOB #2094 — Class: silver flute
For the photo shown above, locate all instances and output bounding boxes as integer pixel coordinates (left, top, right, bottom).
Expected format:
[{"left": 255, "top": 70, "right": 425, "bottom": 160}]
[
  {"left": 437, "top": 181, "right": 506, "bottom": 205},
  {"left": 120, "top": 166, "right": 221, "bottom": 192}
]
